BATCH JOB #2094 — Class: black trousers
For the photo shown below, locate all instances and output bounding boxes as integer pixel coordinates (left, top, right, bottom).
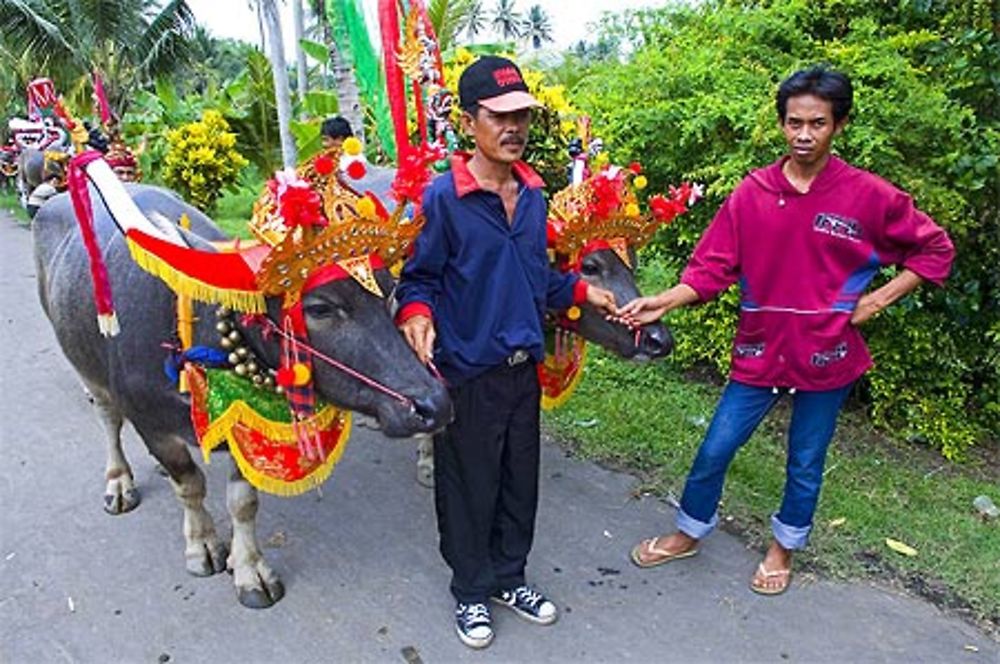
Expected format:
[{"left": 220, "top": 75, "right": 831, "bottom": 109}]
[{"left": 433, "top": 359, "right": 541, "bottom": 603}]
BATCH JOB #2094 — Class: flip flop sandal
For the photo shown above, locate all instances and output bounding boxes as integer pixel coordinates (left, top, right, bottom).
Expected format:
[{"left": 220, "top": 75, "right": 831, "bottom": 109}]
[
  {"left": 750, "top": 562, "right": 791, "bottom": 596},
  {"left": 629, "top": 537, "right": 699, "bottom": 569}
]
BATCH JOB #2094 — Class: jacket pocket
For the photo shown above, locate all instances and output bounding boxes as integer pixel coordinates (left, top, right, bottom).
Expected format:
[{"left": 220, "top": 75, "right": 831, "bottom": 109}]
[
  {"left": 732, "top": 327, "right": 767, "bottom": 361},
  {"left": 803, "top": 331, "right": 851, "bottom": 371}
]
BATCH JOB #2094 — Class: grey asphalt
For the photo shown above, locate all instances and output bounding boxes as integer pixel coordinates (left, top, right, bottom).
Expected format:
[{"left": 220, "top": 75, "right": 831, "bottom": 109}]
[{"left": 1, "top": 210, "right": 996, "bottom": 664}]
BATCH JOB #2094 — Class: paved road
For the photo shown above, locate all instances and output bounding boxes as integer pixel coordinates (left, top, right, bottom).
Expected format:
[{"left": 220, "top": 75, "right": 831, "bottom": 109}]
[{"left": 1, "top": 211, "right": 996, "bottom": 663}]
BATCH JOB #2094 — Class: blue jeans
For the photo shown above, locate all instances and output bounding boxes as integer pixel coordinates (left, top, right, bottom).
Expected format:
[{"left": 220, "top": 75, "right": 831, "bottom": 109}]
[{"left": 676, "top": 380, "right": 853, "bottom": 550}]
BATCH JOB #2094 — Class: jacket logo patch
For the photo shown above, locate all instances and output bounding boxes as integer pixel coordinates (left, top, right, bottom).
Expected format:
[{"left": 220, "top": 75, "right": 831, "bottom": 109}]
[
  {"left": 735, "top": 342, "right": 765, "bottom": 358},
  {"left": 811, "top": 342, "right": 848, "bottom": 367},
  {"left": 814, "top": 213, "right": 862, "bottom": 242}
]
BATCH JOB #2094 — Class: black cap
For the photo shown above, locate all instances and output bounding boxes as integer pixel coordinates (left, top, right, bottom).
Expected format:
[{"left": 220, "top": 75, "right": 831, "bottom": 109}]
[{"left": 458, "top": 56, "right": 540, "bottom": 113}]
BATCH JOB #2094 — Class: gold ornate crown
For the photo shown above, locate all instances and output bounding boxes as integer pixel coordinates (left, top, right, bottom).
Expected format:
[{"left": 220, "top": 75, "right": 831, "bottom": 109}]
[
  {"left": 548, "top": 169, "right": 693, "bottom": 266},
  {"left": 250, "top": 148, "right": 422, "bottom": 303}
]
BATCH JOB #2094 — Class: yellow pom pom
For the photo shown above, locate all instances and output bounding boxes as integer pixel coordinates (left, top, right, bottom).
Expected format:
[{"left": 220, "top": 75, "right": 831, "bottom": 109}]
[
  {"left": 342, "top": 136, "right": 363, "bottom": 156},
  {"left": 566, "top": 306, "right": 581, "bottom": 321},
  {"left": 356, "top": 196, "right": 376, "bottom": 219},
  {"left": 292, "top": 363, "right": 311, "bottom": 386},
  {"left": 625, "top": 202, "right": 641, "bottom": 217},
  {"left": 594, "top": 152, "right": 609, "bottom": 167},
  {"left": 633, "top": 175, "right": 648, "bottom": 190}
]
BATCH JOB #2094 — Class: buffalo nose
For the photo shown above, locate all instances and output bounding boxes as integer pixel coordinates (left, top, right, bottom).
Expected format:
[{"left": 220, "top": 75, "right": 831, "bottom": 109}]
[
  {"left": 411, "top": 393, "right": 453, "bottom": 429},
  {"left": 640, "top": 325, "right": 674, "bottom": 358}
]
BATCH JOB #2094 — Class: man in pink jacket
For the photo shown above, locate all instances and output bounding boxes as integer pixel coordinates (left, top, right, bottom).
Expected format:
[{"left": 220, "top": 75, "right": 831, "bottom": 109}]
[{"left": 620, "top": 67, "right": 954, "bottom": 594}]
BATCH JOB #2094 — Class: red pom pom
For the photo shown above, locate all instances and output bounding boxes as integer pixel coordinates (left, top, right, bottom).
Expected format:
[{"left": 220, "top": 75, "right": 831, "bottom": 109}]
[
  {"left": 628, "top": 161, "right": 643, "bottom": 174},
  {"left": 313, "top": 154, "right": 335, "bottom": 175},
  {"left": 346, "top": 160, "right": 367, "bottom": 180},
  {"left": 276, "top": 367, "right": 296, "bottom": 388}
]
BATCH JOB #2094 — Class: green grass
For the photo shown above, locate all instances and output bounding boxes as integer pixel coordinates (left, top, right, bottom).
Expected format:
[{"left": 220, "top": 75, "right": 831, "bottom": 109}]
[
  {"left": 542, "top": 347, "right": 1000, "bottom": 632},
  {"left": 0, "top": 190, "right": 30, "bottom": 225}
]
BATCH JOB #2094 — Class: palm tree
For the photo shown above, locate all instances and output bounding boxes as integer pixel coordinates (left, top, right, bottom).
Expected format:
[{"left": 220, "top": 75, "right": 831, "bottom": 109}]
[
  {"left": 0, "top": 0, "right": 196, "bottom": 116},
  {"left": 461, "top": 0, "right": 487, "bottom": 41},
  {"left": 490, "top": 0, "right": 522, "bottom": 41},
  {"left": 292, "top": 0, "right": 308, "bottom": 102},
  {"left": 258, "top": 0, "right": 297, "bottom": 167},
  {"left": 521, "top": 4, "right": 553, "bottom": 50},
  {"left": 428, "top": 0, "right": 474, "bottom": 52},
  {"left": 311, "top": 0, "right": 364, "bottom": 144}
]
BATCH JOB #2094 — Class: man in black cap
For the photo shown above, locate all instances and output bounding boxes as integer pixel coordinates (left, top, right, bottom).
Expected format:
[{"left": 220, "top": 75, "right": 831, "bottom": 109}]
[{"left": 396, "top": 56, "right": 617, "bottom": 649}]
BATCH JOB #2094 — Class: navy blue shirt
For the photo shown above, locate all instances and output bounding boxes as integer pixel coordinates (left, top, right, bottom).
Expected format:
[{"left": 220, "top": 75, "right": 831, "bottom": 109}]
[{"left": 396, "top": 153, "right": 581, "bottom": 386}]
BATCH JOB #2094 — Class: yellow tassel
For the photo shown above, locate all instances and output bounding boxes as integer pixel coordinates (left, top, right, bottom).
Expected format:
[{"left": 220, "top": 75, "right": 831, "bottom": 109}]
[{"left": 127, "top": 237, "right": 266, "bottom": 313}]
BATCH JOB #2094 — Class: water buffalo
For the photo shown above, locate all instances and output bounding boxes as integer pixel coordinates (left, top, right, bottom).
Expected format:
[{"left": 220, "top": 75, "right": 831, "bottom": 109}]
[{"left": 32, "top": 183, "right": 453, "bottom": 608}]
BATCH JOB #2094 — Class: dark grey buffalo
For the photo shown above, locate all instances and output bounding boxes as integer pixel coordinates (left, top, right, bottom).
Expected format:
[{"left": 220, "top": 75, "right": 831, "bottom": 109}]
[{"left": 32, "top": 183, "right": 453, "bottom": 608}]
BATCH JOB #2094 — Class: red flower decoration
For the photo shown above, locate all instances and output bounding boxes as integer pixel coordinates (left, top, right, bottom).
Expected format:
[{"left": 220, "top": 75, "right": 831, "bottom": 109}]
[
  {"left": 278, "top": 184, "right": 326, "bottom": 228},
  {"left": 313, "top": 154, "right": 335, "bottom": 175},
  {"left": 346, "top": 160, "right": 367, "bottom": 180},
  {"left": 589, "top": 171, "right": 625, "bottom": 220},
  {"left": 628, "top": 161, "right": 643, "bottom": 175}
]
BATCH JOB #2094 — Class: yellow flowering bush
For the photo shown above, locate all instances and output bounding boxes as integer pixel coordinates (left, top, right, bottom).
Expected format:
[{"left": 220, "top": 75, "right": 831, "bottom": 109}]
[
  {"left": 444, "top": 47, "right": 580, "bottom": 189},
  {"left": 163, "top": 110, "right": 248, "bottom": 213}
]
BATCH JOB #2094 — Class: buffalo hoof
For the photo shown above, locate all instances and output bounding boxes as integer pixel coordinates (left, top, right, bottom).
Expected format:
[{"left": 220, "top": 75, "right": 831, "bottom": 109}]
[
  {"left": 237, "top": 579, "right": 285, "bottom": 609},
  {"left": 103, "top": 486, "right": 141, "bottom": 515},
  {"left": 185, "top": 541, "right": 228, "bottom": 577},
  {"left": 416, "top": 462, "right": 434, "bottom": 489}
]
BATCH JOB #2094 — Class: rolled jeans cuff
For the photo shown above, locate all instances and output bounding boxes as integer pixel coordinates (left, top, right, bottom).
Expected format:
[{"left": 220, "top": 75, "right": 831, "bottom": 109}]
[
  {"left": 771, "top": 513, "right": 812, "bottom": 550},
  {"left": 676, "top": 506, "right": 718, "bottom": 540}
]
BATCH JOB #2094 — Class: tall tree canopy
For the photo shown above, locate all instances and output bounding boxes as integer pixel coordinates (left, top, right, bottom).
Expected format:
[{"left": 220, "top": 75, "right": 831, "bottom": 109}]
[{"left": 0, "top": 0, "right": 196, "bottom": 116}]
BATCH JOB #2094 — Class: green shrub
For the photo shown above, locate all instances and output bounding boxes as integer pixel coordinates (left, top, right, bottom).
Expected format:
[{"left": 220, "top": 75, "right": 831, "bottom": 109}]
[{"left": 573, "top": 0, "right": 999, "bottom": 457}]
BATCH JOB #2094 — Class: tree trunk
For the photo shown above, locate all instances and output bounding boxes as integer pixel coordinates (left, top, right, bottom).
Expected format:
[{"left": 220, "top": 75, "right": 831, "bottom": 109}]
[
  {"left": 330, "top": 41, "right": 365, "bottom": 143},
  {"left": 261, "top": 0, "right": 297, "bottom": 168},
  {"left": 293, "top": 0, "right": 308, "bottom": 106}
]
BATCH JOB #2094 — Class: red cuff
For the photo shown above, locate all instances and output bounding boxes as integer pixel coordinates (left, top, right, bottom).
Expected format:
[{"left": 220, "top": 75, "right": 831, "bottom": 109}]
[
  {"left": 395, "top": 301, "right": 432, "bottom": 326},
  {"left": 572, "top": 279, "right": 589, "bottom": 305}
]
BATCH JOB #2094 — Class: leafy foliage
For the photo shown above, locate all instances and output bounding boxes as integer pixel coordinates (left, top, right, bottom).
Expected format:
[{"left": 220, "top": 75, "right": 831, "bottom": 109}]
[
  {"left": 571, "top": 0, "right": 1000, "bottom": 457},
  {"left": 0, "top": 0, "right": 196, "bottom": 116},
  {"left": 163, "top": 110, "right": 248, "bottom": 213}
]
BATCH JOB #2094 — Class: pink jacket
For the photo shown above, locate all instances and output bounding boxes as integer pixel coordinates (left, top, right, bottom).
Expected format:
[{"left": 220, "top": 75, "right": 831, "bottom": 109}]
[{"left": 681, "top": 156, "right": 955, "bottom": 391}]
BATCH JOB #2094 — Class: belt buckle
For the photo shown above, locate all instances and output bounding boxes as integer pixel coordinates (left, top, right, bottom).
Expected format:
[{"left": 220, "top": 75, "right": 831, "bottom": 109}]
[{"left": 507, "top": 349, "right": 529, "bottom": 366}]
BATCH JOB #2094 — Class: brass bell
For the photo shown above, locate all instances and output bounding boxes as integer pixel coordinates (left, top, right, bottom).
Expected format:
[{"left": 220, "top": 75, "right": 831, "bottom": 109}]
[
  {"left": 228, "top": 352, "right": 240, "bottom": 365},
  {"left": 228, "top": 330, "right": 242, "bottom": 343},
  {"left": 236, "top": 347, "right": 249, "bottom": 359},
  {"left": 234, "top": 363, "right": 249, "bottom": 376}
]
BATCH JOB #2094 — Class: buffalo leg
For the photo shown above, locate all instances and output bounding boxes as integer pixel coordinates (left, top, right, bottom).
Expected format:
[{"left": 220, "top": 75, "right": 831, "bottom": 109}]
[
  {"left": 226, "top": 460, "right": 284, "bottom": 608},
  {"left": 137, "top": 426, "right": 228, "bottom": 577},
  {"left": 84, "top": 380, "right": 141, "bottom": 515}
]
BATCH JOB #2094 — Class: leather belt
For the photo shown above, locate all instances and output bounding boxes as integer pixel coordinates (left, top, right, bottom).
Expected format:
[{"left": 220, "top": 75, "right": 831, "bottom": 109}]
[{"left": 506, "top": 349, "right": 530, "bottom": 366}]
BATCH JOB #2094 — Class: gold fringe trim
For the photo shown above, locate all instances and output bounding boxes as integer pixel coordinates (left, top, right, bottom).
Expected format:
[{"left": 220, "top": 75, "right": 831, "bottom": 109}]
[
  {"left": 540, "top": 343, "right": 588, "bottom": 411},
  {"left": 199, "top": 402, "right": 352, "bottom": 496},
  {"left": 126, "top": 236, "right": 267, "bottom": 313}
]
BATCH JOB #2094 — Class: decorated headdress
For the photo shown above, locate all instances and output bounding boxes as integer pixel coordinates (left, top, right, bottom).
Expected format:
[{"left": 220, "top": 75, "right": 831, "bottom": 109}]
[{"left": 547, "top": 163, "right": 700, "bottom": 271}]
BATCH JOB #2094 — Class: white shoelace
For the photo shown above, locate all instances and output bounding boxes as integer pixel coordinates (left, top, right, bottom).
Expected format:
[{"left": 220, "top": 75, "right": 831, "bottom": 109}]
[
  {"left": 461, "top": 603, "right": 490, "bottom": 624},
  {"left": 515, "top": 586, "right": 544, "bottom": 608}
]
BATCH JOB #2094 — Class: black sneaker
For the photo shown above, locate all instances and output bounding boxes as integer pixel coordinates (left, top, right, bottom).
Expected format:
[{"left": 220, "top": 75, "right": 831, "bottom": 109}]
[
  {"left": 491, "top": 585, "right": 558, "bottom": 625},
  {"left": 454, "top": 602, "right": 494, "bottom": 649}
]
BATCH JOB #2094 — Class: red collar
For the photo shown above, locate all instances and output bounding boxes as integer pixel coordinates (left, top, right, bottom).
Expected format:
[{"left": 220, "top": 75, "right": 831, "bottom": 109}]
[{"left": 450, "top": 151, "right": 545, "bottom": 197}]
